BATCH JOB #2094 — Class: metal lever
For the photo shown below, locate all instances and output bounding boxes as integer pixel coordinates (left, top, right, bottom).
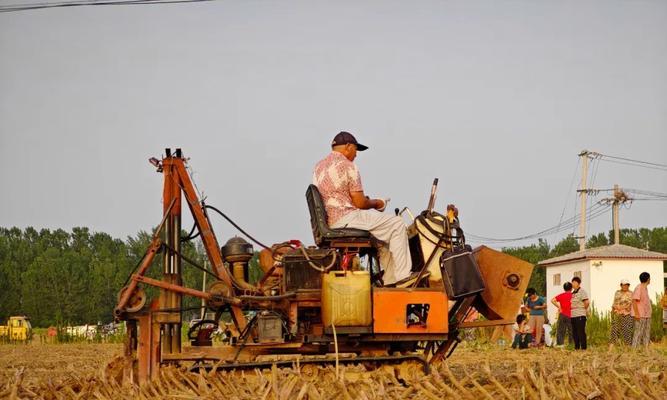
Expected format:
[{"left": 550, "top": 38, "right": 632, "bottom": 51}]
[
  {"left": 397, "top": 207, "right": 415, "bottom": 221},
  {"left": 427, "top": 178, "right": 439, "bottom": 213}
]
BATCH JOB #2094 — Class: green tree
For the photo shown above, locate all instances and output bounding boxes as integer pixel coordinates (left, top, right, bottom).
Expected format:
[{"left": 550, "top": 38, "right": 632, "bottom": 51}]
[
  {"left": 549, "top": 234, "right": 579, "bottom": 258},
  {"left": 586, "top": 232, "right": 608, "bottom": 248}
]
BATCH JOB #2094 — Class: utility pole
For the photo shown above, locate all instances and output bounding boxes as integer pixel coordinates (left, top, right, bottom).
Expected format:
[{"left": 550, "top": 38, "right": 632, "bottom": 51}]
[
  {"left": 603, "top": 184, "right": 631, "bottom": 245},
  {"left": 612, "top": 185, "right": 620, "bottom": 244},
  {"left": 577, "top": 150, "right": 590, "bottom": 251}
]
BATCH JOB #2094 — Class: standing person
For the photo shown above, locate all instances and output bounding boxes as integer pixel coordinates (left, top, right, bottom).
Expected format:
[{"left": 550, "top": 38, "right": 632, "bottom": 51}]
[
  {"left": 631, "top": 272, "right": 652, "bottom": 348},
  {"left": 312, "top": 132, "right": 415, "bottom": 286},
  {"left": 524, "top": 288, "right": 547, "bottom": 346},
  {"left": 609, "top": 279, "right": 634, "bottom": 347},
  {"left": 551, "top": 281, "right": 573, "bottom": 347},
  {"left": 570, "top": 276, "right": 590, "bottom": 350}
]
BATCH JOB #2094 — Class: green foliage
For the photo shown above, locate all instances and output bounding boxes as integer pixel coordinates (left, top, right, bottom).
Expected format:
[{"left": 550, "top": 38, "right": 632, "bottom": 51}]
[
  {"left": 585, "top": 305, "right": 611, "bottom": 347},
  {"left": 586, "top": 233, "right": 609, "bottom": 248},
  {"left": 587, "top": 227, "right": 667, "bottom": 253},
  {"left": 0, "top": 226, "right": 208, "bottom": 327},
  {"left": 650, "top": 295, "right": 665, "bottom": 343},
  {"left": 550, "top": 234, "right": 579, "bottom": 258},
  {"left": 248, "top": 252, "right": 263, "bottom": 284}
]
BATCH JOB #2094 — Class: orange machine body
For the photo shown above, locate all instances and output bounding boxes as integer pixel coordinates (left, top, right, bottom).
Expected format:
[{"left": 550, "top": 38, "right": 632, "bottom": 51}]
[{"left": 373, "top": 288, "right": 448, "bottom": 334}]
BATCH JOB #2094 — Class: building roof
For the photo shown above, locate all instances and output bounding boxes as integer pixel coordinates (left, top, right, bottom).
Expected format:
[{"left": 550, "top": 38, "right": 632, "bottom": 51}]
[{"left": 538, "top": 244, "right": 667, "bottom": 267}]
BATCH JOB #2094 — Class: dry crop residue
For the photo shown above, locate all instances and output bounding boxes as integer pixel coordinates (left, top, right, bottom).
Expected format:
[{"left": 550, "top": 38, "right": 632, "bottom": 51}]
[{"left": 1, "top": 343, "right": 666, "bottom": 399}]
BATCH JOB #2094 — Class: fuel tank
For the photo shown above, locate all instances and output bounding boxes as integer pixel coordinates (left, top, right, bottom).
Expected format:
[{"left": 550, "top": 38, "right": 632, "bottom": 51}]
[{"left": 471, "top": 245, "right": 534, "bottom": 321}]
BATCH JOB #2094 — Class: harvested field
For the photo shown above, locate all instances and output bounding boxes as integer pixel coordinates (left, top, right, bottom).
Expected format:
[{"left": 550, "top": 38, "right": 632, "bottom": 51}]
[{"left": 1, "top": 343, "right": 666, "bottom": 399}]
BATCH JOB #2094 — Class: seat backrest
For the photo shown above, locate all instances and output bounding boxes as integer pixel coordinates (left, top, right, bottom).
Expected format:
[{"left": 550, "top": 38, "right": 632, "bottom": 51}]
[{"left": 306, "top": 184, "right": 330, "bottom": 246}]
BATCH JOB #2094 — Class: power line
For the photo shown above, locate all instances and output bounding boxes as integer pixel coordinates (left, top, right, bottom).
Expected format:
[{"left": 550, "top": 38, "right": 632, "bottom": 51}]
[
  {"left": 0, "top": 0, "right": 214, "bottom": 13},
  {"left": 624, "top": 188, "right": 667, "bottom": 198},
  {"left": 467, "top": 202, "right": 611, "bottom": 244},
  {"left": 597, "top": 153, "right": 667, "bottom": 169},
  {"left": 591, "top": 152, "right": 667, "bottom": 172},
  {"left": 632, "top": 198, "right": 667, "bottom": 201}
]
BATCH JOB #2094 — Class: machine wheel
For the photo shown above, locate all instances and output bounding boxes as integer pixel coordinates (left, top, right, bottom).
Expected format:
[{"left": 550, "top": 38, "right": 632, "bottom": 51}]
[
  {"left": 188, "top": 319, "right": 218, "bottom": 346},
  {"left": 206, "top": 281, "right": 232, "bottom": 309},
  {"left": 117, "top": 286, "right": 147, "bottom": 313}
]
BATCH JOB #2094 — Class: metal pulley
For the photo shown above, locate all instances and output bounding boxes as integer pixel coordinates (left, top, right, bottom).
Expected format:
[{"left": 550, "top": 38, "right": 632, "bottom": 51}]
[
  {"left": 206, "top": 281, "right": 233, "bottom": 309},
  {"left": 117, "top": 286, "right": 147, "bottom": 313}
]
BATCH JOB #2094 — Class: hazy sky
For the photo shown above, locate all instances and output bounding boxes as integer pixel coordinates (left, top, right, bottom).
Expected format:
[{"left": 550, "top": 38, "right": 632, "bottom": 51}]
[{"left": 1, "top": 1, "right": 666, "bottom": 250}]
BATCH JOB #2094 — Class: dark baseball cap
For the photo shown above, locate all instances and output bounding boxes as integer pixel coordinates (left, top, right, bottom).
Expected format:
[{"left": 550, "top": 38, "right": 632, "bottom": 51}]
[{"left": 331, "top": 131, "right": 368, "bottom": 151}]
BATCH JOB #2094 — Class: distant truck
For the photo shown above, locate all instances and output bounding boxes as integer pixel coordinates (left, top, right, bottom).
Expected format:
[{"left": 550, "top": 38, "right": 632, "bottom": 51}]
[{"left": 0, "top": 316, "right": 33, "bottom": 342}]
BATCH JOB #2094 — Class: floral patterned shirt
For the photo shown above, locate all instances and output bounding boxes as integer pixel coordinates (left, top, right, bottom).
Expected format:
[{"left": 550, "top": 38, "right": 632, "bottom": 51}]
[
  {"left": 612, "top": 290, "right": 632, "bottom": 315},
  {"left": 312, "top": 152, "right": 363, "bottom": 226}
]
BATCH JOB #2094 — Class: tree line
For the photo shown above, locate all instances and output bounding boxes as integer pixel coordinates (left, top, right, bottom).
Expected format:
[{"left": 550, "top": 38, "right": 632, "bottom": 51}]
[
  {"left": 0, "top": 227, "right": 207, "bottom": 327},
  {"left": 0, "top": 226, "right": 665, "bottom": 327}
]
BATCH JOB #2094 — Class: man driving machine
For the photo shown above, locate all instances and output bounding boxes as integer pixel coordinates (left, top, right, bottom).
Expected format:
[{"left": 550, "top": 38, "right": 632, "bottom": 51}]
[{"left": 312, "top": 131, "right": 414, "bottom": 286}]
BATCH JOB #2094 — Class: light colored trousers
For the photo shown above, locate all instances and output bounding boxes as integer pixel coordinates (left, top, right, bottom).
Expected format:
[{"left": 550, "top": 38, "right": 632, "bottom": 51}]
[
  {"left": 332, "top": 209, "right": 412, "bottom": 285},
  {"left": 632, "top": 317, "right": 651, "bottom": 348},
  {"left": 527, "top": 315, "right": 545, "bottom": 345}
]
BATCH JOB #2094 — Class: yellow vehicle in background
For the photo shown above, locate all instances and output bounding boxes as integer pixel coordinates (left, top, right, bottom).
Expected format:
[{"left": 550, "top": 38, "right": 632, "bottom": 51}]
[{"left": 0, "top": 316, "right": 33, "bottom": 342}]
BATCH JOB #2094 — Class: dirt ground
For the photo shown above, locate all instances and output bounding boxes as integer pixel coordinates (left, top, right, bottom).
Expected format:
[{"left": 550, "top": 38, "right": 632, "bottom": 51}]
[{"left": 1, "top": 342, "right": 666, "bottom": 399}]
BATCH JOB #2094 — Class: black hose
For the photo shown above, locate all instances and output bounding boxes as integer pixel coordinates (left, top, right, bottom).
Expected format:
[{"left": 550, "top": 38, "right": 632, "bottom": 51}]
[
  {"left": 204, "top": 205, "right": 271, "bottom": 250},
  {"left": 237, "top": 292, "right": 297, "bottom": 301},
  {"left": 181, "top": 221, "right": 200, "bottom": 242}
]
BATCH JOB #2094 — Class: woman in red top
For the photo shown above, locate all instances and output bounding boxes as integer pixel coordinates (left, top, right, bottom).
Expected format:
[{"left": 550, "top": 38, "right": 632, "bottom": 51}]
[{"left": 551, "top": 281, "right": 573, "bottom": 347}]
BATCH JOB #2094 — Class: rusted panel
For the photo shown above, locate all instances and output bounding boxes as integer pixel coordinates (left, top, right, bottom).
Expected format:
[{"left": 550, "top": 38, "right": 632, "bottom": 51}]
[
  {"left": 150, "top": 319, "right": 161, "bottom": 381},
  {"left": 136, "top": 314, "right": 151, "bottom": 384},
  {"left": 472, "top": 246, "right": 533, "bottom": 321}
]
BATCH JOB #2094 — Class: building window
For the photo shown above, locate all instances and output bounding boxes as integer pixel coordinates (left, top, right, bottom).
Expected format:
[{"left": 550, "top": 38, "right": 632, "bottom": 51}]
[
  {"left": 573, "top": 271, "right": 582, "bottom": 279},
  {"left": 553, "top": 273, "right": 561, "bottom": 286}
]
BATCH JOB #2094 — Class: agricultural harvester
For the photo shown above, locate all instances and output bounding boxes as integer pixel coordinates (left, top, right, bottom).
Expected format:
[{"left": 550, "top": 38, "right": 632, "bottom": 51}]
[{"left": 114, "top": 148, "right": 533, "bottom": 383}]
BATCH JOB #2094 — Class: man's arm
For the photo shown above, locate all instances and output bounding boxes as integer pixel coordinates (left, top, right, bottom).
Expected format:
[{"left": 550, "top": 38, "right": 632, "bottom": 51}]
[
  {"left": 631, "top": 287, "right": 641, "bottom": 319},
  {"left": 350, "top": 191, "right": 384, "bottom": 210},
  {"left": 632, "top": 299, "right": 640, "bottom": 319}
]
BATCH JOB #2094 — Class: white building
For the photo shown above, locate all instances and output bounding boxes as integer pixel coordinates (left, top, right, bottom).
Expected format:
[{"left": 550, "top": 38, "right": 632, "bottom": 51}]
[{"left": 538, "top": 244, "right": 666, "bottom": 319}]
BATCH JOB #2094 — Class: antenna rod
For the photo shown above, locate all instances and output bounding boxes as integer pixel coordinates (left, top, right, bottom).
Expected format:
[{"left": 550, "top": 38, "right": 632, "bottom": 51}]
[{"left": 427, "top": 178, "right": 439, "bottom": 213}]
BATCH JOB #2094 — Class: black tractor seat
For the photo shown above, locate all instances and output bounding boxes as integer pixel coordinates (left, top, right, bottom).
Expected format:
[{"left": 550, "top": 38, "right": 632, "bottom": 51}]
[{"left": 306, "top": 184, "right": 377, "bottom": 249}]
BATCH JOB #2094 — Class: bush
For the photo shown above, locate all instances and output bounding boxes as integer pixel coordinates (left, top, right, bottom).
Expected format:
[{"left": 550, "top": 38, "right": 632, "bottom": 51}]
[
  {"left": 651, "top": 294, "right": 665, "bottom": 342},
  {"left": 585, "top": 305, "right": 611, "bottom": 347}
]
